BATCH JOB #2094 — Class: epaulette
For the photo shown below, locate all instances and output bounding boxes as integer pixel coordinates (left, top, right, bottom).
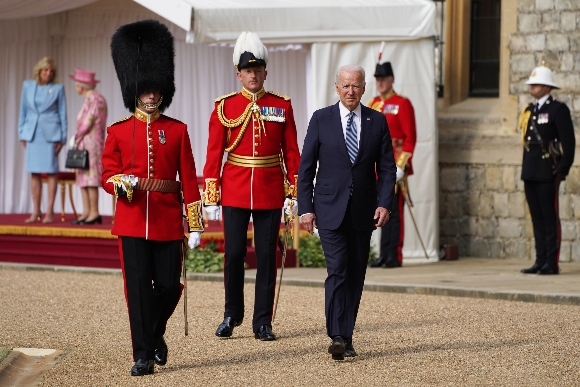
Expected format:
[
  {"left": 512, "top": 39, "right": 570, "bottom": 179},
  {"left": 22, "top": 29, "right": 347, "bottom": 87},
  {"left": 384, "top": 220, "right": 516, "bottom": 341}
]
[
  {"left": 109, "top": 115, "right": 132, "bottom": 126},
  {"left": 214, "top": 92, "right": 237, "bottom": 102},
  {"left": 161, "top": 114, "right": 184, "bottom": 124},
  {"left": 267, "top": 91, "right": 291, "bottom": 101}
]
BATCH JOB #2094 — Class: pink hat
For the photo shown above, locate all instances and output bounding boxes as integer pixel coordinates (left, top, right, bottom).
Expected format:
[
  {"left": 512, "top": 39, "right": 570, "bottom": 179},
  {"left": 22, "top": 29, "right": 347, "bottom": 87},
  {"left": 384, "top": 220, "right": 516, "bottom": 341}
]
[{"left": 68, "top": 68, "right": 100, "bottom": 85}]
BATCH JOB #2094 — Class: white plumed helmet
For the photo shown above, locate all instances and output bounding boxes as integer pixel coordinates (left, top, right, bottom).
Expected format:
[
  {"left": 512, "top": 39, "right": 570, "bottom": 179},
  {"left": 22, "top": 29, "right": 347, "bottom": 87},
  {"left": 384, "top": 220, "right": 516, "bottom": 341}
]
[
  {"left": 233, "top": 31, "right": 268, "bottom": 70},
  {"left": 525, "top": 62, "right": 559, "bottom": 89}
]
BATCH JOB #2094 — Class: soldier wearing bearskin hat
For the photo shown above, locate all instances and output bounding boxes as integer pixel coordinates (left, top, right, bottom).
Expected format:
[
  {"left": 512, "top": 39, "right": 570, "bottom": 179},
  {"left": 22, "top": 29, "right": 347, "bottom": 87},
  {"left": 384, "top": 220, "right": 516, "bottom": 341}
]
[
  {"left": 101, "top": 19, "right": 203, "bottom": 376},
  {"left": 202, "top": 31, "right": 300, "bottom": 341},
  {"left": 367, "top": 56, "right": 417, "bottom": 269},
  {"left": 519, "top": 63, "right": 575, "bottom": 275}
]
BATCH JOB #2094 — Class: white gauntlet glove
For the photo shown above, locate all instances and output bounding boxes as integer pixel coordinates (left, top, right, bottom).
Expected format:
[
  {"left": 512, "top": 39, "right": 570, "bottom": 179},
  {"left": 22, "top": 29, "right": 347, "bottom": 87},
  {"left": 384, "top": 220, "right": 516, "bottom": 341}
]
[
  {"left": 283, "top": 198, "right": 298, "bottom": 218},
  {"left": 188, "top": 231, "right": 202, "bottom": 249},
  {"left": 204, "top": 205, "right": 221, "bottom": 221},
  {"left": 106, "top": 174, "right": 139, "bottom": 201},
  {"left": 396, "top": 167, "right": 405, "bottom": 183}
]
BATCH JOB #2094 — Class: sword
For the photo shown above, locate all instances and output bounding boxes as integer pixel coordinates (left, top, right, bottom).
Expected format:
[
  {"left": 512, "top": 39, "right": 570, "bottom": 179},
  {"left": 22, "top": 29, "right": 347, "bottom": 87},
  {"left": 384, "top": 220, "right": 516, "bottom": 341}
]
[
  {"left": 272, "top": 202, "right": 293, "bottom": 322},
  {"left": 402, "top": 194, "right": 430, "bottom": 259}
]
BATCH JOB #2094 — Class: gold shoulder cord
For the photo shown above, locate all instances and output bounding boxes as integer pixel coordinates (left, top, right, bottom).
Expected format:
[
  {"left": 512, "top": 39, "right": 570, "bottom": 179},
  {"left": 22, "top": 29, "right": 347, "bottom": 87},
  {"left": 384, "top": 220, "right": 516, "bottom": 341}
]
[
  {"left": 217, "top": 99, "right": 263, "bottom": 153},
  {"left": 519, "top": 108, "right": 532, "bottom": 144}
]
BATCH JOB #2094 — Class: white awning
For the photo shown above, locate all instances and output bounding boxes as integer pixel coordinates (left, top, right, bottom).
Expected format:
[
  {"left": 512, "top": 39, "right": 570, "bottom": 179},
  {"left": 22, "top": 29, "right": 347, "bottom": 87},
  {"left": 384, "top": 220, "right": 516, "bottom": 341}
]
[{"left": 134, "top": 0, "right": 437, "bottom": 44}]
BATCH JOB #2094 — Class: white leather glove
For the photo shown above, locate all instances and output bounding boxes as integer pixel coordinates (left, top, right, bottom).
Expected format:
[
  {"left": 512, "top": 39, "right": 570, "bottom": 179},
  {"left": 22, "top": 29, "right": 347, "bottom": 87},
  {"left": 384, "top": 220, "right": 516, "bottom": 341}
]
[
  {"left": 283, "top": 198, "right": 298, "bottom": 218},
  {"left": 68, "top": 136, "right": 76, "bottom": 148},
  {"left": 120, "top": 175, "right": 139, "bottom": 187},
  {"left": 204, "top": 205, "right": 221, "bottom": 221},
  {"left": 396, "top": 167, "right": 405, "bottom": 183},
  {"left": 188, "top": 231, "right": 202, "bottom": 249}
]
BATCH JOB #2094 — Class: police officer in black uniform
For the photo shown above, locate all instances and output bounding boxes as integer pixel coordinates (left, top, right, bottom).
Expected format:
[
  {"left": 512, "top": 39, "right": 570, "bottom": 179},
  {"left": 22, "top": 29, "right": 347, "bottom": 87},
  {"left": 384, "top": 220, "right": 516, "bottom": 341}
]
[{"left": 520, "top": 64, "right": 575, "bottom": 275}]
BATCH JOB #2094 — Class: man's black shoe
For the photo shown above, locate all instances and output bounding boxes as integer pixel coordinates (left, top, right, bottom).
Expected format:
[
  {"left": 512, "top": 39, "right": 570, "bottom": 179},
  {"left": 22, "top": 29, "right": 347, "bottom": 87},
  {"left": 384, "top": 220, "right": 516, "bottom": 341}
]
[
  {"left": 344, "top": 338, "right": 358, "bottom": 357},
  {"left": 521, "top": 264, "right": 541, "bottom": 274},
  {"left": 328, "top": 336, "right": 345, "bottom": 360},
  {"left": 154, "top": 337, "right": 168, "bottom": 366},
  {"left": 215, "top": 317, "right": 242, "bottom": 337},
  {"left": 130, "top": 359, "right": 154, "bottom": 376},
  {"left": 384, "top": 260, "right": 401, "bottom": 268},
  {"left": 538, "top": 265, "right": 559, "bottom": 275},
  {"left": 368, "top": 257, "right": 387, "bottom": 268},
  {"left": 254, "top": 324, "right": 277, "bottom": 341}
]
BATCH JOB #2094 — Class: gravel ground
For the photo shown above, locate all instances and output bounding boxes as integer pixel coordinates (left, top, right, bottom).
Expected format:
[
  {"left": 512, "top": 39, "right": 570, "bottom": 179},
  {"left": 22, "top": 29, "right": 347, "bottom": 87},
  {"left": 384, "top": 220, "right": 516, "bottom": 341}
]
[{"left": 1, "top": 268, "right": 579, "bottom": 386}]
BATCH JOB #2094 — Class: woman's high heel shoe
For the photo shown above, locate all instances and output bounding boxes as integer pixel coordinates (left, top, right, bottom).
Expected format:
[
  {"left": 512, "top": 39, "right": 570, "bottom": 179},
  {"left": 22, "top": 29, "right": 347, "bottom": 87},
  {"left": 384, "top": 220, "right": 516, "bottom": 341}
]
[
  {"left": 24, "top": 213, "right": 42, "bottom": 223},
  {"left": 79, "top": 215, "right": 102, "bottom": 225},
  {"left": 71, "top": 217, "right": 88, "bottom": 225}
]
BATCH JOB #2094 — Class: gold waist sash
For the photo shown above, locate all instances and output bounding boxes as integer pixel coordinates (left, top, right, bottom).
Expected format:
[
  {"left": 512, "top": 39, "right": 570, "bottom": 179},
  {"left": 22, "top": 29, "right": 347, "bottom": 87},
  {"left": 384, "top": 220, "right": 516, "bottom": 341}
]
[{"left": 226, "top": 153, "right": 281, "bottom": 168}]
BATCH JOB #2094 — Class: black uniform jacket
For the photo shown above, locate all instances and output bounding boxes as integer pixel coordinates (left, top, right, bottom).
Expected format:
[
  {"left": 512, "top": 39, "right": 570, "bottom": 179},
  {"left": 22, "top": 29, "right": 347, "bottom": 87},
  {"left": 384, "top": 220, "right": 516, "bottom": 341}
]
[{"left": 521, "top": 96, "right": 575, "bottom": 181}]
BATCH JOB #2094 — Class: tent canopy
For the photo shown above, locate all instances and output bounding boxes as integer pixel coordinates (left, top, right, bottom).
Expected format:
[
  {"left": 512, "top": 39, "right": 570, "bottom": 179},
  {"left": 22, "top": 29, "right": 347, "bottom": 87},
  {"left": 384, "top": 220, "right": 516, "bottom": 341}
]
[
  {"left": 0, "top": 0, "right": 440, "bottom": 262},
  {"left": 134, "top": 0, "right": 437, "bottom": 43}
]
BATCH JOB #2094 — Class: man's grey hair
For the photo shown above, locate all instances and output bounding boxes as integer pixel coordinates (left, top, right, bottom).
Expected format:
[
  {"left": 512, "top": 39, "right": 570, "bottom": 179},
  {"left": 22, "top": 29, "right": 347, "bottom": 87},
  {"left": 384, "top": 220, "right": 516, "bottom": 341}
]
[{"left": 335, "top": 64, "right": 366, "bottom": 84}]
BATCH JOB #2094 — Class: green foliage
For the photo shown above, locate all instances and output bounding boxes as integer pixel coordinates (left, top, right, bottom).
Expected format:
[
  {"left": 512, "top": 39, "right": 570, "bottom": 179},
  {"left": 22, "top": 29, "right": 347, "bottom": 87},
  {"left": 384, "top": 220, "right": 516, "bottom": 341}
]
[
  {"left": 298, "top": 234, "right": 326, "bottom": 267},
  {"left": 368, "top": 241, "right": 379, "bottom": 262},
  {"left": 186, "top": 238, "right": 224, "bottom": 273},
  {"left": 0, "top": 348, "right": 9, "bottom": 363},
  {"left": 298, "top": 235, "right": 379, "bottom": 267}
]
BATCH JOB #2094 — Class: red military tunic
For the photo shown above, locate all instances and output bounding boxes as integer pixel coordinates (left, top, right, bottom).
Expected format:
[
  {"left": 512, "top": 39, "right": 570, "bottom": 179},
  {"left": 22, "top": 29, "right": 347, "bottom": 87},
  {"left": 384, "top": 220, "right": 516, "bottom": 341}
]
[
  {"left": 101, "top": 110, "right": 201, "bottom": 240},
  {"left": 203, "top": 88, "right": 300, "bottom": 209},
  {"left": 367, "top": 90, "right": 417, "bottom": 174}
]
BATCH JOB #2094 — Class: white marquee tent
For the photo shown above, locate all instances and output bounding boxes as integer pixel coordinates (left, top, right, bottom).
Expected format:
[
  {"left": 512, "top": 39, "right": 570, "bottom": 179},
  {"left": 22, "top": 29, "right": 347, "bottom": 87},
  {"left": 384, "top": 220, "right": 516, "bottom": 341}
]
[{"left": 0, "top": 0, "right": 439, "bottom": 261}]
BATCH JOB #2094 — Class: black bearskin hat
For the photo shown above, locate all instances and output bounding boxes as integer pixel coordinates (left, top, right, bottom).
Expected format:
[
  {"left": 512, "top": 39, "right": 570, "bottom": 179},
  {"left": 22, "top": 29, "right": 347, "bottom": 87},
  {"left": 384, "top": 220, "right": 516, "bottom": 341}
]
[
  {"left": 110, "top": 19, "right": 175, "bottom": 113},
  {"left": 374, "top": 62, "right": 394, "bottom": 78}
]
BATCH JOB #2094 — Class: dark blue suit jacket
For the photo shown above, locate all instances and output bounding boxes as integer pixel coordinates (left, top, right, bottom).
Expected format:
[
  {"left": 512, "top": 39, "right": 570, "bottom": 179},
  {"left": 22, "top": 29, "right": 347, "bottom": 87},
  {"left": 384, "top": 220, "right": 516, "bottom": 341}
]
[{"left": 298, "top": 102, "right": 396, "bottom": 232}]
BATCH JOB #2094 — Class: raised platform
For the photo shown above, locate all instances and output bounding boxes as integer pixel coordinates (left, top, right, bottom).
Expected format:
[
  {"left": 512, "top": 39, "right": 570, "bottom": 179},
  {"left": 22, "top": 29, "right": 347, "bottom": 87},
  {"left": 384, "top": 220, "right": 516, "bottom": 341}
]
[{"left": 0, "top": 214, "right": 296, "bottom": 269}]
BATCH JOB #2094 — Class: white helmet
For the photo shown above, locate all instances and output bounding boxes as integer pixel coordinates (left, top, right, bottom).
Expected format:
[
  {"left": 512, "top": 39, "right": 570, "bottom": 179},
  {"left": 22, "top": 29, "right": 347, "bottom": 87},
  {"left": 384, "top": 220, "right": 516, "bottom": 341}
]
[{"left": 525, "top": 64, "right": 559, "bottom": 89}]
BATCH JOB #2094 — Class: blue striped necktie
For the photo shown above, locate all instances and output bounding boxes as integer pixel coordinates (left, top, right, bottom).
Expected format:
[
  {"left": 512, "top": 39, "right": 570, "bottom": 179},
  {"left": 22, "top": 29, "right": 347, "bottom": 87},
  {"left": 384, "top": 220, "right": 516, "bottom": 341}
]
[{"left": 345, "top": 111, "right": 358, "bottom": 164}]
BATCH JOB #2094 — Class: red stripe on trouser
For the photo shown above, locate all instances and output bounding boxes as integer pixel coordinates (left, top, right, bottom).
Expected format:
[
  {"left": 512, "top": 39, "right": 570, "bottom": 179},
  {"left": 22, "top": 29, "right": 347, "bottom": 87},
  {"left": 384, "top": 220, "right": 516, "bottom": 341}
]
[{"left": 554, "top": 177, "right": 562, "bottom": 270}]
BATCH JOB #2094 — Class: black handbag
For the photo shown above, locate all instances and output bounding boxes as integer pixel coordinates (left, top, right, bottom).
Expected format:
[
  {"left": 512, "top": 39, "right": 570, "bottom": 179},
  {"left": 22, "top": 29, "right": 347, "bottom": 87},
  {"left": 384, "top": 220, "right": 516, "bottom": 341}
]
[{"left": 65, "top": 149, "right": 89, "bottom": 169}]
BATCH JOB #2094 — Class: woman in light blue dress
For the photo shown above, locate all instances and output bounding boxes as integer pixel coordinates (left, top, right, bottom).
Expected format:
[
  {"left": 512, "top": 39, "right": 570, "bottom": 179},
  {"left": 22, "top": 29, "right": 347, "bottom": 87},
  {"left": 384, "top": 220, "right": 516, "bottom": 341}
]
[{"left": 18, "top": 57, "right": 67, "bottom": 223}]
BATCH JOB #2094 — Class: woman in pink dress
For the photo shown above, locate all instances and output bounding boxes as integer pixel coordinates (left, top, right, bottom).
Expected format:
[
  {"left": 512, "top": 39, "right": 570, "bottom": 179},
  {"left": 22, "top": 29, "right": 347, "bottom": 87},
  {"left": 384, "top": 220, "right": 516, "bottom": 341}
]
[{"left": 69, "top": 69, "right": 107, "bottom": 225}]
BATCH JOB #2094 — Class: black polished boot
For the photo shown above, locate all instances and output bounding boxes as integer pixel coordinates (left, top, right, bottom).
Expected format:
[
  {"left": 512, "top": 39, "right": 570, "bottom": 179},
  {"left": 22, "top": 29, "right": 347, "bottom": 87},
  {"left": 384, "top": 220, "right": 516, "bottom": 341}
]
[
  {"left": 154, "top": 336, "right": 168, "bottom": 366},
  {"left": 538, "top": 264, "right": 559, "bottom": 275},
  {"left": 215, "top": 317, "right": 242, "bottom": 337},
  {"left": 254, "top": 324, "right": 277, "bottom": 341},
  {"left": 130, "top": 359, "right": 154, "bottom": 376},
  {"left": 521, "top": 263, "right": 541, "bottom": 274},
  {"left": 368, "top": 256, "right": 387, "bottom": 268}
]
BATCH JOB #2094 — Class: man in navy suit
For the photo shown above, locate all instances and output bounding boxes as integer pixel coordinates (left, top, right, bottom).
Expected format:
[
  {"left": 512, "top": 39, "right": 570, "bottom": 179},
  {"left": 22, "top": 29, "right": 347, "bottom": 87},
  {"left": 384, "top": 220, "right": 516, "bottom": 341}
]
[{"left": 298, "top": 64, "right": 396, "bottom": 360}]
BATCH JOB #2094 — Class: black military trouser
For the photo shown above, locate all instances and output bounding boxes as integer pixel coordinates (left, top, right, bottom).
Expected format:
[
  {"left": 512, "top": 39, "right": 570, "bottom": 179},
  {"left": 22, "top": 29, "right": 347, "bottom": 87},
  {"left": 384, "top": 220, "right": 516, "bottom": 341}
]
[
  {"left": 222, "top": 206, "right": 280, "bottom": 333},
  {"left": 524, "top": 178, "right": 561, "bottom": 270},
  {"left": 119, "top": 237, "right": 182, "bottom": 361}
]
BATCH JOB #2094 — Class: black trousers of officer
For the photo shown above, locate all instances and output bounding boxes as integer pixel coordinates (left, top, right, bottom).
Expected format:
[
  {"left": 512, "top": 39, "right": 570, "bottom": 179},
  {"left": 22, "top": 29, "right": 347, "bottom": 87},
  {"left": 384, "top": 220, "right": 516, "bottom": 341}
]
[
  {"left": 524, "top": 178, "right": 562, "bottom": 270},
  {"left": 380, "top": 189, "right": 402, "bottom": 265},
  {"left": 222, "top": 206, "right": 280, "bottom": 333},
  {"left": 120, "top": 237, "right": 182, "bottom": 361}
]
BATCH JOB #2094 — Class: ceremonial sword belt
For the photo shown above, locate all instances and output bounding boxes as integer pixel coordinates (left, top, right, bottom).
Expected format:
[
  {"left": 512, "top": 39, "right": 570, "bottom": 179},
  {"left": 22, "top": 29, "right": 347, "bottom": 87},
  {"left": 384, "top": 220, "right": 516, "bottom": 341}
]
[
  {"left": 135, "top": 178, "right": 181, "bottom": 193},
  {"left": 226, "top": 153, "right": 281, "bottom": 168}
]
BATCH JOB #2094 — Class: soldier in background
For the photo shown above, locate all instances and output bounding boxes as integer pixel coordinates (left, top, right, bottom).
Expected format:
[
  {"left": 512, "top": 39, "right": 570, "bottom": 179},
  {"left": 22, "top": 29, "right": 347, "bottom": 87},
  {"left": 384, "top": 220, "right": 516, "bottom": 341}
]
[
  {"left": 519, "top": 63, "right": 575, "bottom": 275},
  {"left": 102, "top": 20, "right": 203, "bottom": 376},
  {"left": 367, "top": 61, "right": 417, "bottom": 268},
  {"left": 202, "top": 31, "right": 300, "bottom": 341}
]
